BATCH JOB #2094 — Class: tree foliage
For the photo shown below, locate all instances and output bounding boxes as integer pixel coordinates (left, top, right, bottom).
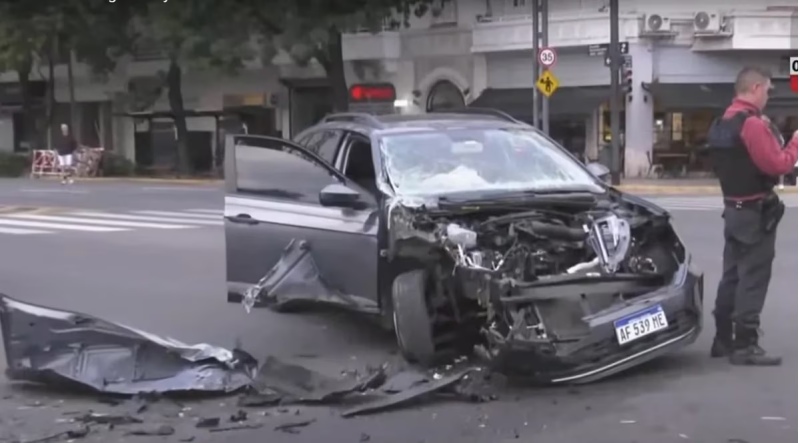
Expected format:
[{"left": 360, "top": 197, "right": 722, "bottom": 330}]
[
  {"left": 243, "top": 0, "right": 434, "bottom": 111},
  {"left": 136, "top": 2, "right": 256, "bottom": 174}
]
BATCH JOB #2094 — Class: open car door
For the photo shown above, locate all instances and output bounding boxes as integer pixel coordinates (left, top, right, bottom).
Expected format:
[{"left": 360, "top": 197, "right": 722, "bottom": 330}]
[{"left": 223, "top": 135, "right": 380, "bottom": 313}]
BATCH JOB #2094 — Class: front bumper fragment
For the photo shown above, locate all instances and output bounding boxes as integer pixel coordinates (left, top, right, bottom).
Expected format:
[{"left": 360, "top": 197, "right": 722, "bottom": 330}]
[{"left": 487, "top": 264, "right": 704, "bottom": 385}]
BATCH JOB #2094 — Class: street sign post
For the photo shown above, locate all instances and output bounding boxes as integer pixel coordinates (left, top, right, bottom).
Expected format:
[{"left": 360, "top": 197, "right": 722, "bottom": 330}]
[
  {"left": 589, "top": 42, "right": 629, "bottom": 57},
  {"left": 538, "top": 47, "right": 557, "bottom": 68},
  {"left": 536, "top": 70, "right": 559, "bottom": 98}
]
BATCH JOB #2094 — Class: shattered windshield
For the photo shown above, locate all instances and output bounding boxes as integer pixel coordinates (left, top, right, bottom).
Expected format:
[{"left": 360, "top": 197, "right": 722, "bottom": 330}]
[{"left": 378, "top": 128, "right": 603, "bottom": 196}]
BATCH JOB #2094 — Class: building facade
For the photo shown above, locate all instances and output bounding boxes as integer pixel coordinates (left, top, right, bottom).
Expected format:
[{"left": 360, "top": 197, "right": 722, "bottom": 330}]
[{"left": 0, "top": 0, "right": 796, "bottom": 177}]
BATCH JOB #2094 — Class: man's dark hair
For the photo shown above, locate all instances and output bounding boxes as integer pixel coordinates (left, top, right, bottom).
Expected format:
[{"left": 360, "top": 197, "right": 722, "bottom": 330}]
[{"left": 734, "top": 66, "right": 772, "bottom": 94}]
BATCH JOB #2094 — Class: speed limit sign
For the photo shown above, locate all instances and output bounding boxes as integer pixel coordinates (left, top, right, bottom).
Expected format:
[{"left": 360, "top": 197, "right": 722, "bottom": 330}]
[{"left": 539, "top": 47, "right": 557, "bottom": 68}]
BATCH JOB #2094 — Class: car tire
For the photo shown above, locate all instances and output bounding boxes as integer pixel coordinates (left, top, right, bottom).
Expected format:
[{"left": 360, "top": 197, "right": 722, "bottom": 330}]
[{"left": 391, "top": 269, "right": 437, "bottom": 367}]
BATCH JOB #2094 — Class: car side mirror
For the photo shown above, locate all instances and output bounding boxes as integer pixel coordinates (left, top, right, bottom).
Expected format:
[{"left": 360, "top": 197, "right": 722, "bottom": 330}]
[
  {"left": 319, "top": 183, "right": 360, "bottom": 207},
  {"left": 586, "top": 162, "right": 611, "bottom": 182}
]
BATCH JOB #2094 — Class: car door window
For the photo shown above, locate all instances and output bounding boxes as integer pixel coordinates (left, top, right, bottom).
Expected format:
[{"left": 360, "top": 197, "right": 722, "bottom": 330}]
[
  {"left": 341, "top": 134, "right": 378, "bottom": 196},
  {"left": 234, "top": 142, "right": 340, "bottom": 205}
]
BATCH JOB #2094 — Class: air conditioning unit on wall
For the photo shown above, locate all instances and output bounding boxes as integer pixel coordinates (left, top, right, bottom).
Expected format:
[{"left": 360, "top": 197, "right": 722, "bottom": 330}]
[
  {"left": 644, "top": 14, "right": 671, "bottom": 33},
  {"left": 693, "top": 11, "right": 724, "bottom": 35}
]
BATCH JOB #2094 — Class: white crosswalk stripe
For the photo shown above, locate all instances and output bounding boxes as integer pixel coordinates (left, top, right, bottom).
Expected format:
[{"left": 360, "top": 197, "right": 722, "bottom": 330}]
[
  {"left": 643, "top": 195, "right": 798, "bottom": 211},
  {"left": 0, "top": 208, "right": 221, "bottom": 236}
]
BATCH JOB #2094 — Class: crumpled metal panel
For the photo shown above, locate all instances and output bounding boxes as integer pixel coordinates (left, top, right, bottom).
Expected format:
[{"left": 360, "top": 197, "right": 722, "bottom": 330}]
[{"left": 0, "top": 294, "right": 257, "bottom": 395}]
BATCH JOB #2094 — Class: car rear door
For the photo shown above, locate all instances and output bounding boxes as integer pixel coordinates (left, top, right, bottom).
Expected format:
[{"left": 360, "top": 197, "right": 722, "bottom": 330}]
[{"left": 224, "top": 134, "right": 380, "bottom": 310}]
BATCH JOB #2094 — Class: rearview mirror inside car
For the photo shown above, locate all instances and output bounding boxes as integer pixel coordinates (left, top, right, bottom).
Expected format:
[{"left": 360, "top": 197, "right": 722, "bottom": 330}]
[
  {"left": 319, "top": 183, "right": 360, "bottom": 207},
  {"left": 586, "top": 162, "right": 611, "bottom": 182}
]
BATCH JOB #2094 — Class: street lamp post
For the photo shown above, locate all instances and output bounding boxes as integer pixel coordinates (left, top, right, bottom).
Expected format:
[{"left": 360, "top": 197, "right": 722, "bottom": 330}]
[
  {"left": 608, "top": 0, "right": 622, "bottom": 185},
  {"left": 531, "top": 0, "right": 540, "bottom": 129}
]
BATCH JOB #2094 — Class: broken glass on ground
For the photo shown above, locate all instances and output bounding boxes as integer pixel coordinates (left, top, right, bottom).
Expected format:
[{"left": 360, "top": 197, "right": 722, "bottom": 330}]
[{"left": 0, "top": 294, "right": 257, "bottom": 396}]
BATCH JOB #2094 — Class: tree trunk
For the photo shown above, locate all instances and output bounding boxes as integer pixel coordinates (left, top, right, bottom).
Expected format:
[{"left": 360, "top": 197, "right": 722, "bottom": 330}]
[
  {"left": 16, "top": 56, "right": 34, "bottom": 151},
  {"left": 166, "top": 59, "right": 191, "bottom": 175},
  {"left": 325, "top": 29, "right": 348, "bottom": 112},
  {"left": 67, "top": 47, "right": 77, "bottom": 139},
  {"left": 46, "top": 35, "right": 56, "bottom": 150}
]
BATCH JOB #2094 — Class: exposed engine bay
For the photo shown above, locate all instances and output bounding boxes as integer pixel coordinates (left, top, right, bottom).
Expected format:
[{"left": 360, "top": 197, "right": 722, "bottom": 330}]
[{"left": 388, "top": 195, "right": 690, "bottom": 381}]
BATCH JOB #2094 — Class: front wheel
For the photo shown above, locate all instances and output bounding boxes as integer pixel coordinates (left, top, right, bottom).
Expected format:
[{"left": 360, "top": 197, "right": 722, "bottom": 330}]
[{"left": 391, "top": 269, "right": 437, "bottom": 367}]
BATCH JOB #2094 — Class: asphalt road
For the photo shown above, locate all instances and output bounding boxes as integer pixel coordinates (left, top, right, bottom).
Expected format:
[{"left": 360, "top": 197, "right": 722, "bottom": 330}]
[{"left": 0, "top": 178, "right": 796, "bottom": 443}]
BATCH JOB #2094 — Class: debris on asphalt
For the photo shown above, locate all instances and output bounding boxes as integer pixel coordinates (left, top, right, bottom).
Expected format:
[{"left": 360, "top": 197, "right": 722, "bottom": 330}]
[
  {"left": 341, "top": 366, "right": 483, "bottom": 418},
  {"left": 195, "top": 417, "right": 220, "bottom": 428},
  {"left": 247, "top": 356, "right": 387, "bottom": 403},
  {"left": 0, "top": 294, "right": 258, "bottom": 396},
  {"left": 20, "top": 425, "right": 90, "bottom": 443},
  {"left": 229, "top": 410, "right": 248, "bottom": 422},
  {"left": 75, "top": 412, "right": 142, "bottom": 425},
  {"left": 208, "top": 424, "right": 264, "bottom": 433},
  {"left": 237, "top": 391, "right": 282, "bottom": 407},
  {"left": 123, "top": 424, "right": 175, "bottom": 436},
  {"left": 274, "top": 418, "right": 316, "bottom": 434}
]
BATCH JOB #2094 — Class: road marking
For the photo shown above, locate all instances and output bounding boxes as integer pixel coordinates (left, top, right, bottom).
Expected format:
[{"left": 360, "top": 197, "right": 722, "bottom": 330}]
[
  {"left": 0, "top": 219, "right": 125, "bottom": 232},
  {"left": 131, "top": 210, "right": 221, "bottom": 219},
  {"left": 6, "top": 214, "right": 194, "bottom": 229},
  {"left": 19, "top": 189, "right": 89, "bottom": 194},
  {"left": 67, "top": 212, "right": 223, "bottom": 225},
  {"left": 186, "top": 209, "right": 223, "bottom": 215},
  {"left": 0, "top": 226, "right": 52, "bottom": 235}
]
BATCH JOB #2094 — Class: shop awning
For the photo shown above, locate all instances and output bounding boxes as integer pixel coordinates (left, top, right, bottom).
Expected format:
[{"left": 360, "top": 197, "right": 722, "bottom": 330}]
[
  {"left": 647, "top": 80, "right": 797, "bottom": 112},
  {"left": 468, "top": 86, "right": 611, "bottom": 121}
]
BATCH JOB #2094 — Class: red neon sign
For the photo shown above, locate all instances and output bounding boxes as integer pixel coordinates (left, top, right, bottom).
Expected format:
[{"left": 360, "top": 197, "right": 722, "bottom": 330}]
[{"left": 349, "top": 83, "right": 396, "bottom": 102}]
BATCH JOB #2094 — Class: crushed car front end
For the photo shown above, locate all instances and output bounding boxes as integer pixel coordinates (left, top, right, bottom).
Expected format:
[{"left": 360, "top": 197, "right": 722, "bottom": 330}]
[{"left": 388, "top": 191, "right": 703, "bottom": 385}]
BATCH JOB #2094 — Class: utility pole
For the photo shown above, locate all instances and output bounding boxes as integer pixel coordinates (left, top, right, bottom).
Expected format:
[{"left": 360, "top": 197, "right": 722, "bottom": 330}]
[
  {"left": 540, "top": 0, "right": 549, "bottom": 135},
  {"left": 531, "top": 0, "right": 540, "bottom": 129},
  {"left": 608, "top": 0, "right": 622, "bottom": 185}
]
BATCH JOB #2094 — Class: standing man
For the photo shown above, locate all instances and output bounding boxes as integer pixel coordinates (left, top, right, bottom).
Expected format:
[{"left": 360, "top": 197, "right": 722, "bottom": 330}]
[
  {"left": 55, "top": 123, "right": 77, "bottom": 184},
  {"left": 706, "top": 66, "right": 798, "bottom": 366}
]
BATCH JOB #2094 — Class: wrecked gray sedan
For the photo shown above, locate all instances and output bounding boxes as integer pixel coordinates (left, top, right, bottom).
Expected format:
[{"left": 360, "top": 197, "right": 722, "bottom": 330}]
[{"left": 224, "top": 110, "right": 703, "bottom": 384}]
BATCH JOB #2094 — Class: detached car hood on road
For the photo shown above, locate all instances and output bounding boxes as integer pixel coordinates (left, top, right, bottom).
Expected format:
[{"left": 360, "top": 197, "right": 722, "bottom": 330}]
[{"left": 0, "top": 294, "right": 256, "bottom": 395}]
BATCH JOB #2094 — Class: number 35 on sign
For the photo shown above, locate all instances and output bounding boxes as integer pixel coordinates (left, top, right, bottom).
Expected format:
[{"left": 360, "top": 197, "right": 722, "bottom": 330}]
[
  {"left": 790, "top": 57, "right": 797, "bottom": 93},
  {"left": 539, "top": 47, "right": 557, "bottom": 68}
]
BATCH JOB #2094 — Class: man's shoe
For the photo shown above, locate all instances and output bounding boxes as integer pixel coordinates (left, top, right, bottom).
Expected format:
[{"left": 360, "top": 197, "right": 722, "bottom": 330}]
[
  {"left": 710, "top": 337, "right": 732, "bottom": 358},
  {"left": 729, "top": 345, "right": 782, "bottom": 366},
  {"left": 729, "top": 326, "right": 782, "bottom": 366}
]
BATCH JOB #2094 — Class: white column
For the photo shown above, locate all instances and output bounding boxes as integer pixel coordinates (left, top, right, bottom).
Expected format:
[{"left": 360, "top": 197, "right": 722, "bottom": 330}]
[
  {"left": 471, "top": 54, "right": 488, "bottom": 102},
  {"left": 584, "top": 109, "right": 600, "bottom": 162},
  {"left": 624, "top": 43, "right": 654, "bottom": 178}
]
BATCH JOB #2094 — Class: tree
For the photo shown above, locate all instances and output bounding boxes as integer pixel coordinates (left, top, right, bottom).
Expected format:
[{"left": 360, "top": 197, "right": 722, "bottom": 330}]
[
  {"left": 55, "top": 1, "right": 140, "bottom": 137},
  {"left": 244, "top": 0, "right": 434, "bottom": 112},
  {"left": 0, "top": 1, "right": 137, "bottom": 150},
  {"left": 137, "top": 2, "right": 255, "bottom": 175},
  {"left": 0, "top": 3, "right": 50, "bottom": 149}
]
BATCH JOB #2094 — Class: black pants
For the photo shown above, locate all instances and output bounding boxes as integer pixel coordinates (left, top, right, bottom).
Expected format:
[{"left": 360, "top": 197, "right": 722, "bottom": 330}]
[{"left": 714, "top": 204, "right": 778, "bottom": 329}]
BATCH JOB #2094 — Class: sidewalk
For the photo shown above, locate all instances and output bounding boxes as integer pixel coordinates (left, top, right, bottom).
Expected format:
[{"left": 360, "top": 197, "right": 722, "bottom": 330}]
[
  {"left": 30, "top": 176, "right": 798, "bottom": 195},
  {"left": 616, "top": 178, "right": 797, "bottom": 195}
]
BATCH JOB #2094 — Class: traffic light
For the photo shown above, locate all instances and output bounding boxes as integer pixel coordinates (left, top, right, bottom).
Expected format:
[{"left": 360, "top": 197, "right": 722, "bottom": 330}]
[{"left": 622, "top": 69, "right": 633, "bottom": 95}]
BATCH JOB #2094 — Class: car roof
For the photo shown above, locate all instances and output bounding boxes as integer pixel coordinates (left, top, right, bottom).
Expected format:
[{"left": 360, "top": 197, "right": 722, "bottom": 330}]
[{"left": 300, "top": 110, "right": 532, "bottom": 137}]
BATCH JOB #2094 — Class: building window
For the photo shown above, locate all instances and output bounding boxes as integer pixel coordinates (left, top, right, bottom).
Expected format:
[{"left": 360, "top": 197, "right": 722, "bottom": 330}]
[{"left": 426, "top": 80, "right": 465, "bottom": 112}]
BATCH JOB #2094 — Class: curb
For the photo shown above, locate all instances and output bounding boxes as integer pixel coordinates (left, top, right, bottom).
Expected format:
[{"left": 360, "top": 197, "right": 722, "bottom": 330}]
[
  {"left": 615, "top": 185, "right": 797, "bottom": 195},
  {"left": 50, "top": 177, "right": 222, "bottom": 186}
]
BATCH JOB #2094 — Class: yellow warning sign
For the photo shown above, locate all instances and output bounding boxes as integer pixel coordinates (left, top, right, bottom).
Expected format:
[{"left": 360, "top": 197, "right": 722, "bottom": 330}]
[{"left": 536, "top": 70, "right": 559, "bottom": 98}]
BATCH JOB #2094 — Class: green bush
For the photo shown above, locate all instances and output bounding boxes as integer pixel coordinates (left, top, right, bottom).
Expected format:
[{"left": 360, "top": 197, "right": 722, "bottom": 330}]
[
  {"left": 0, "top": 152, "right": 30, "bottom": 177},
  {"left": 99, "top": 152, "right": 136, "bottom": 177}
]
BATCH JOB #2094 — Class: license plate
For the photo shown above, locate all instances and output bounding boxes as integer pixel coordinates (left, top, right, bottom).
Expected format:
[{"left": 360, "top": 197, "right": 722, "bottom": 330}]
[{"left": 614, "top": 305, "right": 669, "bottom": 345}]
